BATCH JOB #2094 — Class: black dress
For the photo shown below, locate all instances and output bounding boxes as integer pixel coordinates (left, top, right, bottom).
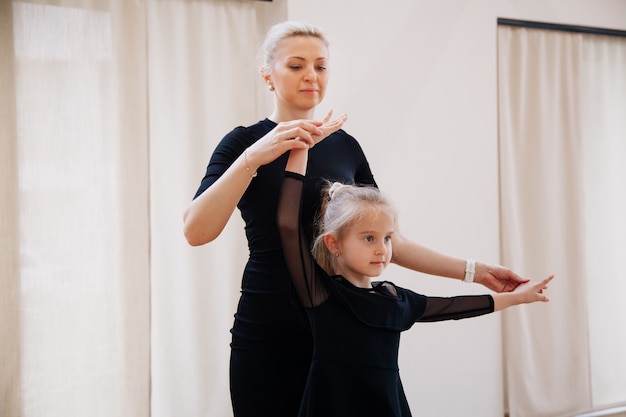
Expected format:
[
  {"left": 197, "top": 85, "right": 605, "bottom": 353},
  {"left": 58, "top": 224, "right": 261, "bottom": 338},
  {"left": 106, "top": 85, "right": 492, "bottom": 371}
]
[
  {"left": 193, "top": 119, "right": 377, "bottom": 417},
  {"left": 277, "top": 172, "right": 495, "bottom": 417}
]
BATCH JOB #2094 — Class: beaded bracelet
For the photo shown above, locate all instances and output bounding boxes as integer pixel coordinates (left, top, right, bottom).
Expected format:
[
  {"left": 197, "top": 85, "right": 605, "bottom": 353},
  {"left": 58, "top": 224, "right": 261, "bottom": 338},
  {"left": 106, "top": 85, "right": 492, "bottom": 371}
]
[{"left": 244, "top": 149, "right": 257, "bottom": 178}]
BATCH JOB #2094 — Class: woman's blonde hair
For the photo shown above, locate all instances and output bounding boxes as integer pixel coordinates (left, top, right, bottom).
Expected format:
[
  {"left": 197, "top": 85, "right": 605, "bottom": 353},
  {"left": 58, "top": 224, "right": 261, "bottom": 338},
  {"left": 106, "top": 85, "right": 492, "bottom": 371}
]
[
  {"left": 260, "top": 21, "right": 330, "bottom": 73},
  {"left": 312, "top": 182, "right": 397, "bottom": 275}
]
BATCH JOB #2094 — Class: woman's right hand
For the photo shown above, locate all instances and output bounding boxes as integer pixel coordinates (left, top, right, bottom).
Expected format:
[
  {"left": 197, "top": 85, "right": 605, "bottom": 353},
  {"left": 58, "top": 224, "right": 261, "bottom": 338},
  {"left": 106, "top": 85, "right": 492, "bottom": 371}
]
[
  {"left": 245, "top": 110, "right": 348, "bottom": 172},
  {"left": 183, "top": 111, "right": 347, "bottom": 246}
]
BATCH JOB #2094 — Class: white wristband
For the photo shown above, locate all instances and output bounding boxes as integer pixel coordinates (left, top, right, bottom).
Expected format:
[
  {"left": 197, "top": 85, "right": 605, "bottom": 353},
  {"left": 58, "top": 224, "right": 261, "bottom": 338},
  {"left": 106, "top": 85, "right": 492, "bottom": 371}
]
[{"left": 464, "top": 258, "right": 475, "bottom": 283}]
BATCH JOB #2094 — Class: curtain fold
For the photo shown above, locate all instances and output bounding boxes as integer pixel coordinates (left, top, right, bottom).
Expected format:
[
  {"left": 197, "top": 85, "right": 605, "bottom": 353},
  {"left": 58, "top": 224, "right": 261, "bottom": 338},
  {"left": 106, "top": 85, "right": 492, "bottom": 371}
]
[
  {"left": 146, "top": 1, "right": 273, "bottom": 416},
  {"left": 498, "top": 25, "right": 626, "bottom": 417},
  {"left": 1, "top": 1, "right": 150, "bottom": 416},
  {"left": 1, "top": 1, "right": 21, "bottom": 416},
  {"left": 2, "top": 0, "right": 279, "bottom": 415},
  {"left": 580, "top": 34, "right": 626, "bottom": 408}
]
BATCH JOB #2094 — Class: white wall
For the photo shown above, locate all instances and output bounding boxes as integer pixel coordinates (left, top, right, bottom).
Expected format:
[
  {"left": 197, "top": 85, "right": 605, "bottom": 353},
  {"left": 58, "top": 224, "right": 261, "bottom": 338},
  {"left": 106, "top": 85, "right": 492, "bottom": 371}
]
[{"left": 253, "top": 0, "right": 626, "bottom": 415}]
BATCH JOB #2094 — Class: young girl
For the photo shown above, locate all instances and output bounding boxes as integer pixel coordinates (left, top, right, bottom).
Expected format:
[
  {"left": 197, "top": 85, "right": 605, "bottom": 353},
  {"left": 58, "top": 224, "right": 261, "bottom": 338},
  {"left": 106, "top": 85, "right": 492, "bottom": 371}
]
[{"left": 277, "top": 145, "right": 553, "bottom": 417}]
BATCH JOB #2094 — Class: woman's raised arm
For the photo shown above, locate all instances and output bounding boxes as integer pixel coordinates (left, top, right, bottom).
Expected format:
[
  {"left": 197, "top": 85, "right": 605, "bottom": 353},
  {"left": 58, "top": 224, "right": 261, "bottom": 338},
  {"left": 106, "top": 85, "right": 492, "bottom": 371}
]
[{"left": 183, "top": 114, "right": 346, "bottom": 246}]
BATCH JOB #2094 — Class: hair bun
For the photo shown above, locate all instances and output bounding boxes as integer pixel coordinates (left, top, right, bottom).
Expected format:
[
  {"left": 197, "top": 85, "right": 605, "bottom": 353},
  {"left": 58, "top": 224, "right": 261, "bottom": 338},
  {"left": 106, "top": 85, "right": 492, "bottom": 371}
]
[{"left": 328, "top": 182, "right": 344, "bottom": 200}]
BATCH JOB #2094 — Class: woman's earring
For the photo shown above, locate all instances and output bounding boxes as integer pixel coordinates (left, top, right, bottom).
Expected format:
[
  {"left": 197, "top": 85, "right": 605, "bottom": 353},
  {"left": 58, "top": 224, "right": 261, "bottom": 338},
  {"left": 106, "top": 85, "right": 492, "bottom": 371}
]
[
  {"left": 335, "top": 252, "right": 340, "bottom": 258},
  {"left": 268, "top": 84, "right": 275, "bottom": 92}
]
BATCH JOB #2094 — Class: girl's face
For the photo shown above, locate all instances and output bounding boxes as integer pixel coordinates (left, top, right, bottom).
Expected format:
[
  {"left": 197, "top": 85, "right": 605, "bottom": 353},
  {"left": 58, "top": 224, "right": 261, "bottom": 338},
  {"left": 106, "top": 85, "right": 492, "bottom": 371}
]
[
  {"left": 264, "top": 36, "right": 329, "bottom": 117},
  {"left": 333, "top": 209, "right": 394, "bottom": 288}
]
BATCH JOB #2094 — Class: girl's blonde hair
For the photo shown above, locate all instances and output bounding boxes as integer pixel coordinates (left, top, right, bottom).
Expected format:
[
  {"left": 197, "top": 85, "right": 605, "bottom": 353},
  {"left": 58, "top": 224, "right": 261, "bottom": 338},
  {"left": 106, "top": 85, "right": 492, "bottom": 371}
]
[
  {"left": 260, "top": 21, "right": 330, "bottom": 73},
  {"left": 312, "top": 182, "right": 397, "bottom": 275}
]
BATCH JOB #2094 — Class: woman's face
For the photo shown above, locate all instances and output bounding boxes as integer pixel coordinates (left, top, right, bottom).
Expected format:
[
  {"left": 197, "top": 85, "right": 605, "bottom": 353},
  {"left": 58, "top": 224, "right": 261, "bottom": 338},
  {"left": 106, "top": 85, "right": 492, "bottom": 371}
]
[{"left": 265, "top": 36, "right": 330, "bottom": 114}]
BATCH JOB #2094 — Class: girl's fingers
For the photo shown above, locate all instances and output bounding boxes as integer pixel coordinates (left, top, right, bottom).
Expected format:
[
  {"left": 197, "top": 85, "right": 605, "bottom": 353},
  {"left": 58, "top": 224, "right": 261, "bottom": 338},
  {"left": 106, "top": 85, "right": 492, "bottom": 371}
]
[
  {"left": 285, "top": 121, "right": 324, "bottom": 137},
  {"left": 277, "top": 126, "right": 314, "bottom": 142},
  {"left": 270, "top": 114, "right": 347, "bottom": 150},
  {"left": 320, "top": 114, "right": 348, "bottom": 135},
  {"left": 322, "top": 109, "right": 333, "bottom": 124},
  {"left": 536, "top": 275, "right": 554, "bottom": 300},
  {"left": 540, "top": 275, "right": 554, "bottom": 287},
  {"left": 279, "top": 114, "right": 344, "bottom": 137}
]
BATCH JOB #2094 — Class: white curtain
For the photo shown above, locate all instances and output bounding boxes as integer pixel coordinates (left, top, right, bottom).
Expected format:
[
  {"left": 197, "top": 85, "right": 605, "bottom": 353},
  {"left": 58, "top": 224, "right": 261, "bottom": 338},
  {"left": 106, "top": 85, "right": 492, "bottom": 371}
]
[
  {"left": 1, "top": 0, "right": 280, "bottom": 416},
  {"left": 6, "top": 3, "right": 512, "bottom": 415},
  {"left": 1, "top": 1, "right": 150, "bottom": 417},
  {"left": 146, "top": 1, "right": 275, "bottom": 416},
  {"left": 498, "top": 25, "right": 626, "bottom": 417},
  {"left": 6, "top": 3, "right": 624, "bottom": 416}
]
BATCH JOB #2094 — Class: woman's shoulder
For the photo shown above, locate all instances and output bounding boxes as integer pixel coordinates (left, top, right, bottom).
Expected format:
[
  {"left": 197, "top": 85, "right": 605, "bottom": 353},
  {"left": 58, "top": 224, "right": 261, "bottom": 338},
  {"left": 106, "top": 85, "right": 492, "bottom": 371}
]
[
  {"left": 330, "top": 128, "right": 357, "bottom": 142},
  {"left": 223, "top": 118, "right": 276, "bottom": 142},
  {"left": 208, "top": 120, "right": 275, "bottom": 155},
  {"left": 318, "top": 128, "right": 366, "bottom": 156}
]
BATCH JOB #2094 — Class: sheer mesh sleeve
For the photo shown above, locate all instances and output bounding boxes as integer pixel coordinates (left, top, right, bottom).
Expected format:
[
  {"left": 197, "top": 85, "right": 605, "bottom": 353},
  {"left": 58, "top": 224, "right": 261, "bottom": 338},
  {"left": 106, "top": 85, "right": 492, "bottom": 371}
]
[
  {"left": 417, "top": 294, "right": 494, "bottom": 322},
  {"left": 277, "top": 172, "right": 331, "bottom": 308}
]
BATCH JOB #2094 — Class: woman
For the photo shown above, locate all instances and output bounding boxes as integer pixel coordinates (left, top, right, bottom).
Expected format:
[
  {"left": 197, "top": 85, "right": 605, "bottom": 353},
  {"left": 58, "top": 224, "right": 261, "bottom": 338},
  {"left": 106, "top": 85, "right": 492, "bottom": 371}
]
[{"left": 183, "top": 21, "right": 528, "bottom": 417}]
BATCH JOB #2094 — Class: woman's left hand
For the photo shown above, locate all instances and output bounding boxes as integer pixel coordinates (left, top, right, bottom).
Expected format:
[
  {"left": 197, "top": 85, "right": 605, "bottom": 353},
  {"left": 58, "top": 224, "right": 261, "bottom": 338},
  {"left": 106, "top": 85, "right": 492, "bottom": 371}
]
[{"left": 475, "top": 263, "right": 530, "bottom": 292}]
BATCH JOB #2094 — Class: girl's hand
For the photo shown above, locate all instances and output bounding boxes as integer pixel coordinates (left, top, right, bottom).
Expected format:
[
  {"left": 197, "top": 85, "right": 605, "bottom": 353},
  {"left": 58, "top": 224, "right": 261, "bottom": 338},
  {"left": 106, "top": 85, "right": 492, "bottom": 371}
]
[
  {"left": 515, "top": 274, "right": 554, "bottom": 304},
  {"left": 312, "top": 109, "right": 348, "bottom": 146}
]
